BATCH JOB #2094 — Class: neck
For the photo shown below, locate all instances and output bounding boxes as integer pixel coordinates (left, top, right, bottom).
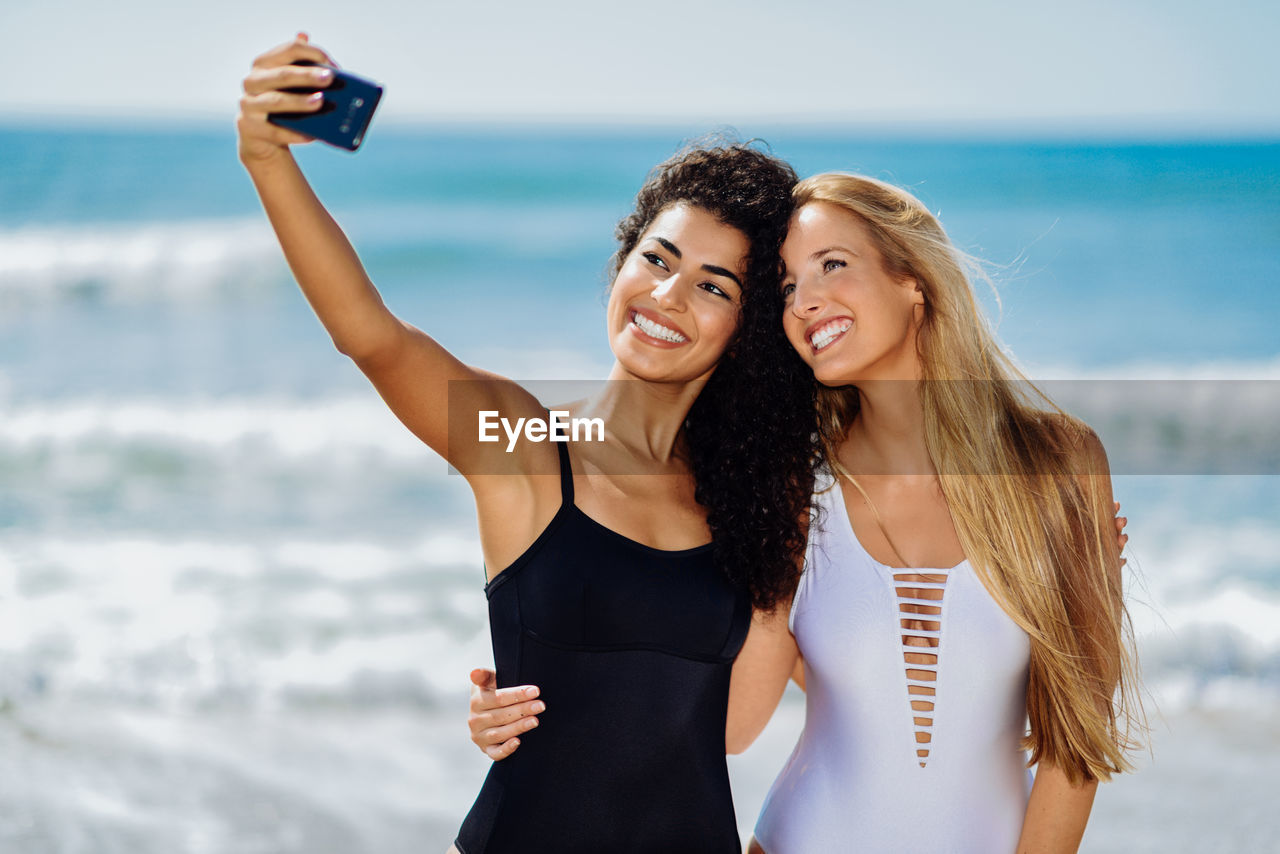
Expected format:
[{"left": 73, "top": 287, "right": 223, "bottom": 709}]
[
  {"left": 841, "top": 376, "right": 935, "bottom": 477},
  {"left": 580, "top": 361, "right": 710, "bottom": 462}
]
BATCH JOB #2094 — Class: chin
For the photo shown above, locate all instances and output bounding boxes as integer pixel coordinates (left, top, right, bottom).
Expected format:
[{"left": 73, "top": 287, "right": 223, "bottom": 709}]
[
  {"left": 814, "top": 371, "right": 855, "bottom": 389},
  {"left": 613, "top": 331, "right": 720, "bottom": 383},
  {"left": 612, "top": 346, "right": 693, "bottom": 384},
  {"left": 810, "top": 358, "right": 865, "bottom": 388}
]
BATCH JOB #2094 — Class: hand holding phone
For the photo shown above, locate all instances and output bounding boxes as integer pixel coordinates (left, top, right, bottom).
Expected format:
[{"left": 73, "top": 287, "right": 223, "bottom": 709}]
[{"left": 267, "top": 59, "right": 384, "bottom": 152}]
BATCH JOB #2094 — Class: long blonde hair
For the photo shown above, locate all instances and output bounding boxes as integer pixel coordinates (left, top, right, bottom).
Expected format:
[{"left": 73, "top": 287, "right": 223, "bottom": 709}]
[{"left": 797, "top": 172, "right": 1142, "bottom": 783}]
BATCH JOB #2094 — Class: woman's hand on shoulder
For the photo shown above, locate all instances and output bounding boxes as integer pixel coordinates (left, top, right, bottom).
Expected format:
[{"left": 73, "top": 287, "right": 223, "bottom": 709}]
[
  {"left": 237, "top": 33, "right": 336, "bottom": 166},
  {"left": 468, "top": 668, "right": 544, "bottom": 760}
]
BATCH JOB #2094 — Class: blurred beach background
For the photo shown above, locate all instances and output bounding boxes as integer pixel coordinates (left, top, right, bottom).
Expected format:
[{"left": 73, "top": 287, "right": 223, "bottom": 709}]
[{"left": 2, "top": 1, "right": 1278, "bottom": 852}]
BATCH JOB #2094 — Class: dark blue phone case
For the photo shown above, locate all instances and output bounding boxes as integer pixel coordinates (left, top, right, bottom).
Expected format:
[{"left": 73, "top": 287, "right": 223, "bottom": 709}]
[{"left": 268, "top": 62, "right": 383, "bottom": 152}]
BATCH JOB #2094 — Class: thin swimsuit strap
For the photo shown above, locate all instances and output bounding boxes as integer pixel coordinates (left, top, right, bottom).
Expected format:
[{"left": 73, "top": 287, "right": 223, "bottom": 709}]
[{"left": 555, "top": 438, "right": 575, "bottom": 505}]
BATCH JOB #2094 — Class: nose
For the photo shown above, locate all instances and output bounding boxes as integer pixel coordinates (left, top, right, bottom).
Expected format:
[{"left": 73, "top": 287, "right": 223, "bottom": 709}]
[
  {"left": 790, "top": 276, "right": 824, "bottom": 318},
  {"left": 651, "top": 275, "right": 686, "bottom": 311}
]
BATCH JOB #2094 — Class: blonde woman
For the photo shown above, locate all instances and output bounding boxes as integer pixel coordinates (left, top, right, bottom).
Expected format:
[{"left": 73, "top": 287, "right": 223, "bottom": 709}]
[{"left": 746, "top": 173, "right": 1140, "bottom": 852}]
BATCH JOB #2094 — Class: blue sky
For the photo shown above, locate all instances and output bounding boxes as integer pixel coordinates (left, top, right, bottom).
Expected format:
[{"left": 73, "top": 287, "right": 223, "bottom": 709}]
[{"left": 4, "top": 0, "right": 1277, "bottom": 131}]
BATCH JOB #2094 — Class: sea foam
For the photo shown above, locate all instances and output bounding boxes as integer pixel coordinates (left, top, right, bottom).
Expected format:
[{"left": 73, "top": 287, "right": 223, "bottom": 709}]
[{"left": 0, "top": 218, "right": 285, "bottom": 302}]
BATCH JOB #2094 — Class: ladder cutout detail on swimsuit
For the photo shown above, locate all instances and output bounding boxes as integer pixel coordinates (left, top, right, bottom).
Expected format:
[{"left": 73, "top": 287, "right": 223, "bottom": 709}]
[{"left": 896, "top": 570, "right": 948, "bottom": 767}]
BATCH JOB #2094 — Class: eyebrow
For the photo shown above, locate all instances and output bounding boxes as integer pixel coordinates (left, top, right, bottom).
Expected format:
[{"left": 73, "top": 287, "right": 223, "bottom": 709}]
[
  {"left": 810, "top": 245, "right": 857, "bottom": 261},
  {"left": 703, "top": 264, "right": 743, "bottom": 289},
  {"left": 653, "top": 237, "right": 744, "bottom": 289},
  {"left": 781, "top": 245, "right": 857, "bottom": 280}
]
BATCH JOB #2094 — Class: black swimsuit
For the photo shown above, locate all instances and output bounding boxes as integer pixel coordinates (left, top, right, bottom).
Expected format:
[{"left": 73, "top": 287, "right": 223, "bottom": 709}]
[{"left": 455, "top": 441, "right": 751, "bottom": 854}]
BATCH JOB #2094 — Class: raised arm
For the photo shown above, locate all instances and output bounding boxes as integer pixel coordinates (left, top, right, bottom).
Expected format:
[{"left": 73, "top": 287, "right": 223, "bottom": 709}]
[{"left": 236, "top": 35, "right": 548, "bottom": 483}]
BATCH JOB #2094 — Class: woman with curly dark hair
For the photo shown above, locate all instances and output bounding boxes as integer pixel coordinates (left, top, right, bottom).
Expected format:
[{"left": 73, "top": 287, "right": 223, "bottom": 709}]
[{"left": 237, "top": 35, "right": 817, "bottom": 854}]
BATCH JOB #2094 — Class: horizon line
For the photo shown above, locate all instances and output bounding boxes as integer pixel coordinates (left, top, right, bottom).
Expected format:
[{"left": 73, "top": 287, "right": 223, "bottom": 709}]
[{"left": 3, "top": 112, "right": 1279, "bottom": 144}]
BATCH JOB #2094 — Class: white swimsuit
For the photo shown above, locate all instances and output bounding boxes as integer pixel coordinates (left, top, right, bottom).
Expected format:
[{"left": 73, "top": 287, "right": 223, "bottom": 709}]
[{"left": 754, "top": 475, "right": 1033, "bottom": 854}]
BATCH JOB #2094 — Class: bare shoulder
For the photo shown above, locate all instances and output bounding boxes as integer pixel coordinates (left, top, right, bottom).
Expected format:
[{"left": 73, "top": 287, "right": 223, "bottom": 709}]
[
  {"left": 458, "top": 370, "right": 567, "bottom": 477},
  {"left": 462, "top": 365, "right": 553, "bottom": 424}
]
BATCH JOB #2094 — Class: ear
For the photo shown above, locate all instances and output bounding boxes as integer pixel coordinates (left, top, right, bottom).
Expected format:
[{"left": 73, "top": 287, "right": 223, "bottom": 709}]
[{"left": 900, "top": 275, "right": 925, "bottom": 307}]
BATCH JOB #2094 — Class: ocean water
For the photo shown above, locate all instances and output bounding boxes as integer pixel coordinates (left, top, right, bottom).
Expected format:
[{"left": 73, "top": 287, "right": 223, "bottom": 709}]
[{"left": 1, "top": 124, "right": 1277, "bottom": 852}]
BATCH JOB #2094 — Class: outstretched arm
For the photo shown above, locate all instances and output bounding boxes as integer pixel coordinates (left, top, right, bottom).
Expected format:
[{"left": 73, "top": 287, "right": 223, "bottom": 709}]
[
  {"left": 237, "top": 37, "right": 397, "bottom": 365},
  {"left": 236, "top": 35, "right": 548, "bottom": 481}
]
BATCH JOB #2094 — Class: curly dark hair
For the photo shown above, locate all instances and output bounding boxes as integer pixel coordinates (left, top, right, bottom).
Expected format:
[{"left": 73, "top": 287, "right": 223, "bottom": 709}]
[{"left": 612, "top": 139, "right": 820, "bottom": 612}]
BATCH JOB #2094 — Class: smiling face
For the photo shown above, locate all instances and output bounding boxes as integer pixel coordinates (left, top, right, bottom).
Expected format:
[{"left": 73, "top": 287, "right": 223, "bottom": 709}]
[
  {"left": 780, "top": 201, "right": 925, "bottom": 386},
  {"left": 606, "top": 203, "right": 749, "bottom": 384}
]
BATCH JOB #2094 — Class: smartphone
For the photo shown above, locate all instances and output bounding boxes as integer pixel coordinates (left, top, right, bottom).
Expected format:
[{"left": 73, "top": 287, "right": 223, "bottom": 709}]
[{"left": 268, "top": 60, "right": 383, "bottom": 152}]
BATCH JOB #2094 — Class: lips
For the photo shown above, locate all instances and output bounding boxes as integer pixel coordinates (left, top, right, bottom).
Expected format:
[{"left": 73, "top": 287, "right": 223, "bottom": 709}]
[
  {"left": 628, "top": 307, "right": 690, "bottom": 345},
  {"left": 805, "top": 317, "right": 853, "bottom": 352}
]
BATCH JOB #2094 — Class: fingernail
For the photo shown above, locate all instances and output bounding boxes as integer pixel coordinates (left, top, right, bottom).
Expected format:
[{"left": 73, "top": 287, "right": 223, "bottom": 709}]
[
  {"left": 525, "top": 687, "right": 539, "bottom": 698},
  {"left": 531, "top": 701, "right": 545, "bottom": 713},
  {"left": 510, "top": 738, "right": 520, "bottom": 747},
  {"left": 317, "top": 68, "right": 333, "bottom": 80},
  {"left": 309, "top": 93, "right": 323, "bottom": 102},
  {"left": 527, "top": 718, "right": 538, "bottom": 728}
]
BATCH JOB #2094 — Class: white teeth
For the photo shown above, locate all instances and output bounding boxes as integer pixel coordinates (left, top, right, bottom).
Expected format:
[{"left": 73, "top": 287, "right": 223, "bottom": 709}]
[
  {"left": 632, "top": 312, "right": 688, "bottom": 343},
  {"left": 810, "top": 320, "right": 852, "bottom": 351}
]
